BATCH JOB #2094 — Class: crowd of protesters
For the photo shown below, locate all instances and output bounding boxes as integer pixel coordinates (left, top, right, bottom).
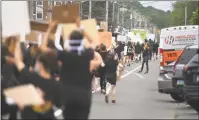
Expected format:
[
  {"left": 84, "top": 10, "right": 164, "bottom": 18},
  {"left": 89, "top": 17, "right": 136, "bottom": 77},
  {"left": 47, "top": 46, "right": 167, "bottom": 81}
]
[{"left": 1, "top": 14, "right": 159, "bottom": 119}]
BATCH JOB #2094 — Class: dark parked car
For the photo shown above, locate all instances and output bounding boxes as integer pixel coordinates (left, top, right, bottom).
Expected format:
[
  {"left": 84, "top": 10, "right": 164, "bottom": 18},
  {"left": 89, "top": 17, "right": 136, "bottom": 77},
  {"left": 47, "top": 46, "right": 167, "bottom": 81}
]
[
  {"left": 163, "top": 45, "right": 198, "bottom": 102},
  {"left": 183, "top": 50, "right": 199, "bottom": 112}
]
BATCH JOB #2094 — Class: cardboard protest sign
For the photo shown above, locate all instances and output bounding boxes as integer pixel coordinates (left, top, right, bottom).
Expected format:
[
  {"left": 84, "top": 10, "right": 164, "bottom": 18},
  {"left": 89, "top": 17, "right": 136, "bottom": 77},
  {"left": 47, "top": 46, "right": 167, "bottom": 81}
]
[
  {"left": 98, "top": 29, "right": 104, "bottom": 32},
  {"left": 25, "top": 31, "right": 39, "bottom": 42},
  {"left": 25, "top": 31, "right": 55, "bottom": 43},
  {"left": 62, "top": 19, "right": 99, "bottom": 46},
  {"left": 100, "top": 21, "right": 108, "bottom": 32},
  {"left": 98, "top": 32, "right": 112, "bottom": 49},
  {"left": 4, "top": 84, "right": 44, "bottom": 106},
  {"left": 2, "top": 1, "right": 30, "bottom": 37},
  {"left": 52, "top": 4, "right": 79, "bottom": 23},
  {"left": 30, "top": 20, "right": 57, "bottom": 34}
]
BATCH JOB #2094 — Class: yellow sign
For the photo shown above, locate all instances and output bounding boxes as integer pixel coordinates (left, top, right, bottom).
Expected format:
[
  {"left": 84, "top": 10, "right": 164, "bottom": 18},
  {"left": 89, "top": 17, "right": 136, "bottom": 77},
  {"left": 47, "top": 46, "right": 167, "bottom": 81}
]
[{"left": 132, "top": 30, "right": 147, "bottom": 40}]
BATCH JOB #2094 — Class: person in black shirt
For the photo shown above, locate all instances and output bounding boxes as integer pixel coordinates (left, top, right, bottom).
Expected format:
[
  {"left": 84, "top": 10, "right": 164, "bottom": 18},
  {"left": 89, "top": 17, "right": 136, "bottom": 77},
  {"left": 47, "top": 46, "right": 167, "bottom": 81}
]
[
  {"left": 98, "top": 44, "right": 108, "bottom": 94},
  {"left": 126, "top": 41, "right": 133, "bottom": 66},
  {"left": 148, "top": 39, "right": 154, "bottom": 61},
  {"left": 153, "top": 41, "right": 159, "bottom": 59},
  {"left": 13, "top": 22, "right": 65, "bottom": 119},
  {"left": 104, "top": 51, "right": 118, "bottom": 103},
  {"left": 135, "top": 42, "right": 142, "bottom": 62},
  {"left": 51, "top": 18, "right": 103, "bottom": 119},
  {"left": 138, "top": 40, "right": 150, "bottom": 74},
  {"left": 115, "top": 41, "right": 123, "bottom": 60},
  {"left": 1, "top": 37, "right": 19, "bottom": 120}
]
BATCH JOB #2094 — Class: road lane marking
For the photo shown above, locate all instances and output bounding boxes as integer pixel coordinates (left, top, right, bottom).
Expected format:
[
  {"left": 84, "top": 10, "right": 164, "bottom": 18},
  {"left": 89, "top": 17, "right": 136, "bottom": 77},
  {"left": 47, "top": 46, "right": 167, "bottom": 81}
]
[
  {"left": 124, "top": 70, "right": 129, "bottom": 73},
  {"left": 121, "top": 65, "right": 142, "bottom": 79},
  {"left": 132, "top": 72, "right": 145, "bottom": 79},
  {"left": 55, "top": 66, "right": 142, "bottom": 117}
]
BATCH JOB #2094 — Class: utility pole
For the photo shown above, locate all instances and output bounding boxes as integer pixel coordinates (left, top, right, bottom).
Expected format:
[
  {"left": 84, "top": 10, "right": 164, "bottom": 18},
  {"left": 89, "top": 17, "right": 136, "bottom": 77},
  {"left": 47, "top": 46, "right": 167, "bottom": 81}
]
[
  {"left": 80, "top": 1, "right": 82, "bottom": 19},
  {"left": 105, "top": 1, "right": 109, "bottom": 22},
  {"left": 185, "top": 2, "right": 187, "bottom": 26},
  {"left": 50, "top": 0, "right": 53, "bottom": 21},
  {"left": 112, "top": 2, "right": 115, "bottom": 24},
  {"left": 117, "top": 2, "right": 120, "bottom": 26},
  {"left": 130, "top": 8, "right": 133, "bottom": 30},
  {"left": 89, "top": 1, "right": 92, "bottom": 18},
  {"left": 121, "top": 3, "right": 124, "bottom": 27}
]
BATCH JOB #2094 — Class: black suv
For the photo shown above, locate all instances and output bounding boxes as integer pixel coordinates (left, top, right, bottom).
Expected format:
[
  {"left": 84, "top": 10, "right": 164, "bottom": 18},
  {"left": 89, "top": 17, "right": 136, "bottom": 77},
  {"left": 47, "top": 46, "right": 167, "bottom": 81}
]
[
  {"left": 183, "top": 50, "right": 199, "bottom": 112},
  {"left": 170, "top": 45, "right": 198, "bottom": 102}
]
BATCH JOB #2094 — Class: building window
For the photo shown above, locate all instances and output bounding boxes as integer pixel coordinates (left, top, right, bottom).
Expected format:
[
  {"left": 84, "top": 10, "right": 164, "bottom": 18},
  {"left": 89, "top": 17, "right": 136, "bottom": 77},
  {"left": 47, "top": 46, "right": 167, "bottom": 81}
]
[
  {"left": 33, "top": 1, "right": 36, "bottom": 14},
  {"left": 36, "top": 12, "right": 43, "bottom": 20},
  {"left": 54, "top": 1, "right": 62, "bottom": 6},
  {"left": 36, "top": 1, "right": 43, "bottom": 6}
]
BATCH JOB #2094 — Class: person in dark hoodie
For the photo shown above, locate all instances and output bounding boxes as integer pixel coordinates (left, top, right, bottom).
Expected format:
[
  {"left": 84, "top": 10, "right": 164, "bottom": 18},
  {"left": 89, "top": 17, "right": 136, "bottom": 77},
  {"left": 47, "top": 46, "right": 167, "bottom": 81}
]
[{"left": 138, "top": 40, "right": 150, "bottom": 74}]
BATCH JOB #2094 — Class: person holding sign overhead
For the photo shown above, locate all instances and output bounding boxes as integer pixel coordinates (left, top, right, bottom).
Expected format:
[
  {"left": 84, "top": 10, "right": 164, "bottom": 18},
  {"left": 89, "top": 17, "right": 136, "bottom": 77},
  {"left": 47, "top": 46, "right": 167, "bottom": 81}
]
[
  {"left": 51, "top": 17, "right": 103, "bottom": 119},
  {"left": 12, "top": 22, "right": 66, "bottom": 119}
]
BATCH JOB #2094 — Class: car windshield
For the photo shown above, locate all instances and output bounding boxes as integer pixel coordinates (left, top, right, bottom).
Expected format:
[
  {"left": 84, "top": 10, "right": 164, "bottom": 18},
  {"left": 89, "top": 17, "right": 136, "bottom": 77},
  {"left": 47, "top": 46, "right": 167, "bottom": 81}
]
[{"left": 178, "top": 48, "right": 198, "bottom": 64}]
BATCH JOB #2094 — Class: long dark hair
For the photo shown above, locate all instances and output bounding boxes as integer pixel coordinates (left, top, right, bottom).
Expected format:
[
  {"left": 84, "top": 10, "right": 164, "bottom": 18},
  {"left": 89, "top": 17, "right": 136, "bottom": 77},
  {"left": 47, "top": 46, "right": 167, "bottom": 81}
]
[{"left": 69, "top": 30, "right": 84, "bottom": 40}]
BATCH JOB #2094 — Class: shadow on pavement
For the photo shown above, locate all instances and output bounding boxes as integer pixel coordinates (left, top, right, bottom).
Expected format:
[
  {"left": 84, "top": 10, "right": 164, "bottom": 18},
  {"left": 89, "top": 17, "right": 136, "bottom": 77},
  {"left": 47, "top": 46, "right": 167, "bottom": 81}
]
[{"left": 154, "top": 99, "right": 182, "bottom": 104}]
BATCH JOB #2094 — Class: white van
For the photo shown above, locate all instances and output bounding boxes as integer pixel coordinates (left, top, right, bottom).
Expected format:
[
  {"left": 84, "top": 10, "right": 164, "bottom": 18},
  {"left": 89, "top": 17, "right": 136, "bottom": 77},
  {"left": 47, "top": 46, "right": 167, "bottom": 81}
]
[
  {"left": 158, "top": 25, "right": 199, "bottom": 100},
  {"left": 159, "top": 25, "right": 199, "bottom": 66}
]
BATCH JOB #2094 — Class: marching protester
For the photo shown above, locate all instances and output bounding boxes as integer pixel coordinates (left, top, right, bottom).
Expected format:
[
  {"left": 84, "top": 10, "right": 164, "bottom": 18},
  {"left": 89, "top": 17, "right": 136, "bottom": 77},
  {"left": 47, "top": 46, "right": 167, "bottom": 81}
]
[
  {"left": 98, "top": 44, "right": 108, "bottom": 94},
  {"left": 138, "top": 40, "right": 150, "bottom": 74},
  {"left": 135, "top": 42, "right": 142, "bottom": 62},
  {"left": 153, "top": 41, "right": 159, "bottom": 59},
  {"left": 104, "top": 51, "right": 119, "bottom": 103},
  {"left": 13, "top": 22, "right": 66, "bottom": 119},
  {"left": 124, "top": 41, "right": 133, "bottom": 66},
  {"left": 1, "top": 37, "right": 19, "bottom": 120},
  {"left": 115, "top": 41, "right": 123, "bottom": 60},
  {"left": 53, "top": 17, "right": 104, "bottom": 119},
  {"left": 148, "top": 39, "right": 154, "bottom": 61}
]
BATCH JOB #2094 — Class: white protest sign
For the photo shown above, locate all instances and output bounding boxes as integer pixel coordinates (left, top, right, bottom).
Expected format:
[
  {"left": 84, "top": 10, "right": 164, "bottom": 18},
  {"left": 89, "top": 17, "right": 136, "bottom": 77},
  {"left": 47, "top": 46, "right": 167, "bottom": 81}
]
[{"left": 2, "top": 1, "right": 30, "bottom": 38}]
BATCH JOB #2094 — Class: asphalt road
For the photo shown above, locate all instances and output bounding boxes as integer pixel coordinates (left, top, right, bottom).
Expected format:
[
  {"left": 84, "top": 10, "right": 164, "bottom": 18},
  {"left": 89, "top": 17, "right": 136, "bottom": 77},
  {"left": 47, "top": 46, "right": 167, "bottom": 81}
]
[
  {"left": 89, "top": 59, "right": 199, "bottom": 119},
  {"left": 2, "top": 59, "right": 198, "bottom": 119}
]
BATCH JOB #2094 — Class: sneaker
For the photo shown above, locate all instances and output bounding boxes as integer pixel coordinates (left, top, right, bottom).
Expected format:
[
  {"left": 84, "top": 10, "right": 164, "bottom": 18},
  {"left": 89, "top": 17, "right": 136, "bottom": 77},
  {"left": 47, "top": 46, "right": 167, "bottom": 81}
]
[
  {"left": 105, "top": 95, "right": 109, "bottom": 103},
  {"left": 144, "top": 71, "right": 148, "bottom": 74},
  {"left": 138, "top": 71, "right": 142, "bottom": 73},
  {"left": 101, "top": 89, "right": 106, "bottom": 94},
  {"left": 112, "top": 100, "right": 116, "bottom": 103}
]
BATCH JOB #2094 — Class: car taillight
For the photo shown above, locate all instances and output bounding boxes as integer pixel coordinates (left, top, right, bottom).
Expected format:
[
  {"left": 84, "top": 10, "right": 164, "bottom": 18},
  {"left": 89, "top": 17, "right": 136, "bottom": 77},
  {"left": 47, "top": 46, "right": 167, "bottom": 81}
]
[
  {"left": 159, "top": 48, "right": 164, "bottom": 66},
  {"left": 159, "top": 48, "right": 163, "bottom": 54}
]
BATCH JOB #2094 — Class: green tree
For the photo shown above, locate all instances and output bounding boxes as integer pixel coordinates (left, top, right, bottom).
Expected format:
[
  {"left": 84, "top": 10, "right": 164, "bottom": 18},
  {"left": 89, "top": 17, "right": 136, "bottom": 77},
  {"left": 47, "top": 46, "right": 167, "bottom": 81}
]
[
  {"left": 191, "top": 7, "right": 199, "bottom": 25},
  {"left": 169, "top": 1, "right": 199, "bottom": 26}
]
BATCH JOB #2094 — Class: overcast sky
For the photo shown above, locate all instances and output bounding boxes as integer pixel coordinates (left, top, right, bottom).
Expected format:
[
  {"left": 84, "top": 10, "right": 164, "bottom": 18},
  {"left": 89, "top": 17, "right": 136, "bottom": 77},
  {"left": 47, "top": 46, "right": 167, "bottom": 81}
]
[{"left": 139, "top": 1, "right": 176, "bottom": 12}]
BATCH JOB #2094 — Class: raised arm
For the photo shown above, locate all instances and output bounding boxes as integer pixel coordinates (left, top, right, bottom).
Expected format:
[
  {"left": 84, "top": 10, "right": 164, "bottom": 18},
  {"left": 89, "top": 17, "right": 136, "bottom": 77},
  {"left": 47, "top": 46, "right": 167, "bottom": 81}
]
[
  {"left": 55, "top": 24, "right": 64, "bottom": 51},
  {"left": 40, "top": 21, "right": 57, "bottom": 52},
  {"left": 14, "top": 36, "right": 25, "bottom": 72},
  {"left": 90, "top": 51, "right": 104, "bottom": 72}
]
